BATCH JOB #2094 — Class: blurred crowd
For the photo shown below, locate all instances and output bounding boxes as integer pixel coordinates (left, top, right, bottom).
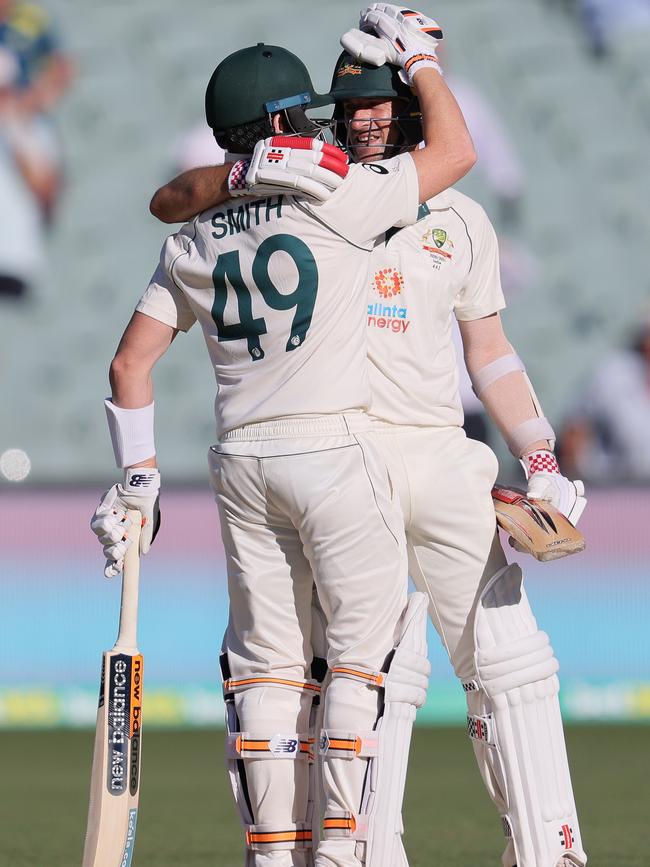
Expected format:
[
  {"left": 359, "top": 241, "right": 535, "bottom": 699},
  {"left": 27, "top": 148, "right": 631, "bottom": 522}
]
[
  {"left": 2, "top": 1, "right": 649, "bottom": 488},
  {"left": 558, "top": 317, "right": 650, "bottom": 484},
  {"left": 559, "top": 0, "right": 650, "bottom": 55},
  {"left": 0, "top": 0, "right": 72, "bottom": 299}
]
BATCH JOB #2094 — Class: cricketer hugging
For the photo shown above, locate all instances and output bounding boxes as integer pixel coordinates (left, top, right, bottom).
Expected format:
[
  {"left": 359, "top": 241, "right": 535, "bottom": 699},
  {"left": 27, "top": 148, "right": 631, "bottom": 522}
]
[{"left": 83, "top": 5, "right": 588, "bottom": 867}]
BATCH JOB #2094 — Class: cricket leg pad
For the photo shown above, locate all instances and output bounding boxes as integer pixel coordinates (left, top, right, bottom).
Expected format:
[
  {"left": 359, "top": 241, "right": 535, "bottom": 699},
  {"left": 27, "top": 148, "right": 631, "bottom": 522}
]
[
  {"left": 309, "top": 596, "right": 329, "bottom": 853},
  {"left": 317, "top": 593, "right": 430, "bottom": 866},
  {"left": 467, "top": 564, "right": 587, "bottom": 867},
  {"left": 222, "top": 655, "right": 323, "bottom": 866}
]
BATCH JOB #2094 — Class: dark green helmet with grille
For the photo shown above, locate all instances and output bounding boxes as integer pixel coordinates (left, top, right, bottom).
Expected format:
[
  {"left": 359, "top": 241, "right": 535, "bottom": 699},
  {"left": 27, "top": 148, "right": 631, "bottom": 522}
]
[
  {"left": 205, "top": 44, "right": 332, "bottom": 153},
  {"left": 329, "top": 52, "right": 423, "bottom": 156}
]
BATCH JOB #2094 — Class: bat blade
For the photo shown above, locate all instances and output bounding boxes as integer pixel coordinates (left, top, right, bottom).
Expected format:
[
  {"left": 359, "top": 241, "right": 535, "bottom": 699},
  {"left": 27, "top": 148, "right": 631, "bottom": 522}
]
[
  {"left": 492, "top": 485, "right": 585, "bottom": 561},
  {"left": 82, "top": 649, "right": 143, "bottom": 867}
]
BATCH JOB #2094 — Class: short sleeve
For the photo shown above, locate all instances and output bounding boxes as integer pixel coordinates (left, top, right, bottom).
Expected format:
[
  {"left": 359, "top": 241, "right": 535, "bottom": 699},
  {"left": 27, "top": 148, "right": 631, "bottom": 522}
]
[
  {"left": 305, "top": 153, "right": 419, "bottom": 247},
  {"left": 454, "top": 207, "right": 506, "bottom": 321},
  {"left": 136, "top": 225, "right": 198, "bottom": 332}
]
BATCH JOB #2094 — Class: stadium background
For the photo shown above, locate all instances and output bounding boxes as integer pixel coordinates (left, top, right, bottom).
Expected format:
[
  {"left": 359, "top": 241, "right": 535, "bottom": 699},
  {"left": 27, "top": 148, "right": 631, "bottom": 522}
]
[{"left": 1, "top": 0, "right": 649, "bottom": 733}]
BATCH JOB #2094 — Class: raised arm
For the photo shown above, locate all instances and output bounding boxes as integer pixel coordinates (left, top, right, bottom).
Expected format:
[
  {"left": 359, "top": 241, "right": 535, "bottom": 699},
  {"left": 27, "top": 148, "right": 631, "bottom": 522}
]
[
  {"left": 409, "top": 67, "right": 475, "bottom": 202},
  {"left": 341, "top": 4, "right": 476, "bottom": 201}
]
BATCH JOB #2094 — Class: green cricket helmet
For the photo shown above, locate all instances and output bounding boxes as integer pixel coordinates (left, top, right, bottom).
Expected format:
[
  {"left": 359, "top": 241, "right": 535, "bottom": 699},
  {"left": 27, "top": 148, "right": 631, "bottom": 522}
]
[
  {"left": 205, "top": 44, "right": 333, "bottom": 153},
  {"left": 329, "top": 51, "right": 423, "bottom": 157}
]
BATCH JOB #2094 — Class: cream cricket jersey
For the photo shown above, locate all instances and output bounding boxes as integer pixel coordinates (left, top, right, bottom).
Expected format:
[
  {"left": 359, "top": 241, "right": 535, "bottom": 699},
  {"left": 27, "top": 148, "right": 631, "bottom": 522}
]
[
  {"left": 137, "top": 154, "right": 418, "bottom": 435},
  {"left": 366, "top": 188, "right": 506, "bottom": 427}
]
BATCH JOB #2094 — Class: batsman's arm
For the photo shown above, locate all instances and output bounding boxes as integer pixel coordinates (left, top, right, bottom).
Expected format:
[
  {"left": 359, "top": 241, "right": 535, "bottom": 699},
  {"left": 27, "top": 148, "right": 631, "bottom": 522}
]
[
  {"left": 408, "top": 66, "right": 476, "bottom": 203},
  {"left": 459, "top": 313, "right": 551, "bottom": 456},
  {"left": 150, "top": 164, "right": 231, "bottom": 224},
  {"left": 459, "top": 313, "right": 586, "bottom": 524},
  {"left": 91, "top": 313, "right": 176, "bottom": 576},
  {"left": 109, "top": 310, "right": 178, "bottom": 467}
]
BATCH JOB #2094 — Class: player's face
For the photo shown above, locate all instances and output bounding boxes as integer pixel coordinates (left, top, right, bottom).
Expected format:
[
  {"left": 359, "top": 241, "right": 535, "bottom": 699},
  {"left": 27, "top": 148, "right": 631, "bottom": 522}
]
[{"left": 343, "top": 97, "right": 405, "bottom": 162}]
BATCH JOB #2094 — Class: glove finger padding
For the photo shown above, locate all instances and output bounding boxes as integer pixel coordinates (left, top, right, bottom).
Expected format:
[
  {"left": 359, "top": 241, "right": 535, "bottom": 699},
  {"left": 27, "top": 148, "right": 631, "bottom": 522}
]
[
  {"left": 237, "top": 136, "right": 349, "bottom": 203},
  {"left": 344, "top": 4, "right": 443, "bottom": 82},
  {"left": 340, "top": 28, "right": 390, "bottom": 66},
  {"left": 90, "top": 511, "right": 131, "bottom": 545},
  {"left": 91, "top": 469, "right": 160, "bottom": 575}
]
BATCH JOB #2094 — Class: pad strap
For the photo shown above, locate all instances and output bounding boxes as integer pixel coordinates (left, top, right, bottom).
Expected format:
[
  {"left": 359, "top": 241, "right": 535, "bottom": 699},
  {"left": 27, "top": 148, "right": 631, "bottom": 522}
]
[
  {"left": 246, "top": 822, "right": 312, "bottom": 851},
  {"left": 227, "top": 732, "right": 314, "bottom": 760},
  {"left": 470, "top": 352, "right": 525, "bottom": 396},
  {"left": 223, "top": 675, "right": 321, "bottom": 697},
  {"left": 322, "top": 811, "right": 368, "bottom": 840},
  {"left": 330, "top": 665, "right": 384, "bottom": 688},
  {"left": 318, "top": 730, "right": 380, "bottom": 759}
]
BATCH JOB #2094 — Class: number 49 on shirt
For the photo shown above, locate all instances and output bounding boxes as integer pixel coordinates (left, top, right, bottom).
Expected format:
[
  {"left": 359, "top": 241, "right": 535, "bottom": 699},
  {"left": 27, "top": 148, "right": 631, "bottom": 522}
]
[{"left": 211, "top": 234, "right": 318, "bottom": 361}]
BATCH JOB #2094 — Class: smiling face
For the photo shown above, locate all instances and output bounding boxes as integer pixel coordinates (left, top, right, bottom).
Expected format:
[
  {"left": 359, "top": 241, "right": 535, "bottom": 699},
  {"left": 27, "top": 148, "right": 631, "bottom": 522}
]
[{"left": 342, "top": 96, "right": 409, "bottom": 162}]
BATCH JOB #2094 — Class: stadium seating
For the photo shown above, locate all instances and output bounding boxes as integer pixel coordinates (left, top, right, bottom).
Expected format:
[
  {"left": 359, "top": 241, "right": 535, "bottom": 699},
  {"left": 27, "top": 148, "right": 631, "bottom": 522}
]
[{"left": 1, "top": 0, "right": 648, "bottom": 482}]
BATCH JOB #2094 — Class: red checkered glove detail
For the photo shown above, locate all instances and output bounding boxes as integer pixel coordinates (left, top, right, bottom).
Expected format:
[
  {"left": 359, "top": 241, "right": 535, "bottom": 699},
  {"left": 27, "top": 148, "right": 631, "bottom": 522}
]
[
  {"left": 227, "top": 158, "right": 251, "bottom": 196},
  {"left": 520, "top": 449, "right": 586, "bottom": 526}
]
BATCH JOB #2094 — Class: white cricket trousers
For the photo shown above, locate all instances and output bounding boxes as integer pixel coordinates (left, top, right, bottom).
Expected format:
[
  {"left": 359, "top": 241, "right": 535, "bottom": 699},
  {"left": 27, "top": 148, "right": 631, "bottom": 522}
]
[
  {"left": 208, "top": 414, "right": 409, "bottom": 867},
  {"left": 367, "top": 423, "right": 502, "bottom": 678}
]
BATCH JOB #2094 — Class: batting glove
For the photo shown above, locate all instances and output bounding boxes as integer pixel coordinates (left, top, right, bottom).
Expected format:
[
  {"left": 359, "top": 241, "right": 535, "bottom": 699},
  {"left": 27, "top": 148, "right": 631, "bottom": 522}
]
[
  {"left": 91, "top": 468, "right": 161, "bottom": 578},
  {"left": 228, "top": 137, "right": 349, "bottom": 203},
  {"left": 520, "top": 450, "right": 586, "bottom": 526},
  {"left": 340, "top": 4, "right": 443, "bottom": 85}
]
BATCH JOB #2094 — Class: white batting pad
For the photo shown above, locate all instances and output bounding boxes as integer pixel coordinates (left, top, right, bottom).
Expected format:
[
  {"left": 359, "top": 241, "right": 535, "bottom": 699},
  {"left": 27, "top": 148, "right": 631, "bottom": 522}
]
[
  {"left": 320, "top": 592, "right": 430, "bottom": 866},
  {"left": 471, "top": 564, "right": 586, "bottom": 867},
  {"left": 221, "top": 661, "right": 320, "bottom": 867}
]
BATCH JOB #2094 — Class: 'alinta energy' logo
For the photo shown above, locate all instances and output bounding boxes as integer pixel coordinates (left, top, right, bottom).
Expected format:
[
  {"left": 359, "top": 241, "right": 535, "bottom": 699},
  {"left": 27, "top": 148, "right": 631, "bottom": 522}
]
[
  {"left": 373, "top": 267, "right": 404, "bottom": 299},
  {"left": 368, "top": 266, "right": 410, "bottom": 334},
  {"left": 422, "top": 227, "right": 454, "bottom": 267}
]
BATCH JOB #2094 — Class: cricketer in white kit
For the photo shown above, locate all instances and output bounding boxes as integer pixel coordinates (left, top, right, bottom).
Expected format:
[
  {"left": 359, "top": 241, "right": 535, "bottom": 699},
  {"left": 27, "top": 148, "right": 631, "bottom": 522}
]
[
  {"left": 329, "top": 25, "right": 588, "bottom": 867},
  {"left": 92, "top": 9, "right": 477, "bottom": 867},
  {"left": 149, "top": 5, "right": 590, "bottom": 865}
]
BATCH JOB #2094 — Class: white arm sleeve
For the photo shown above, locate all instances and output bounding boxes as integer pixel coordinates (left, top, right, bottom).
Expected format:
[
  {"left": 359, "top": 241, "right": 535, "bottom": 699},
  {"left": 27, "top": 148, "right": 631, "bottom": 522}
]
[{"left": 454, "top": 205, "right": 506, "bottom": 321}]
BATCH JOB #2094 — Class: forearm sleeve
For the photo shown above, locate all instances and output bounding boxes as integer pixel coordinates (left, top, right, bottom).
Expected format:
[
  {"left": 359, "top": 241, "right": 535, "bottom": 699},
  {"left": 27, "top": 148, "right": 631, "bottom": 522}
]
[{"left": 467, "top": 352, "right": 555, "bottom": 456}]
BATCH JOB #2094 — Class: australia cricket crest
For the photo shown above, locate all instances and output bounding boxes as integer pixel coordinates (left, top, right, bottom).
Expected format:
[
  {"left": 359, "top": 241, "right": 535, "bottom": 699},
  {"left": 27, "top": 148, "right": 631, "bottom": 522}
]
[{"left": 422, "top": 227, "right": 454, "bottom": 269}]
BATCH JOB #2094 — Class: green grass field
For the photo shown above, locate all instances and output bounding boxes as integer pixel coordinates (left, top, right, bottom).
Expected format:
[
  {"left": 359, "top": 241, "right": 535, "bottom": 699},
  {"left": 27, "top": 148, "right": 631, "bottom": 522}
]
[{"left": 5, "top": 726, "right": 647, "bottom": 866}]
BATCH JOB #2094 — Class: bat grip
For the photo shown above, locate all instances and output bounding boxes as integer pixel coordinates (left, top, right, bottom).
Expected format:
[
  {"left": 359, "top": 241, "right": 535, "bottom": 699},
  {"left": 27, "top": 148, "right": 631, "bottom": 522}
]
[{"left": 115, "top": 509, "right": 142, "bottom": 651}]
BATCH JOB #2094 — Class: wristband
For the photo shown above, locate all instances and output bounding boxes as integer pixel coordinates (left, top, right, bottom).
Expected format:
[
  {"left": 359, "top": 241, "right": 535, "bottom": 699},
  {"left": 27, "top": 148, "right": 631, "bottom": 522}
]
[
  {"left": 123, "top": 466, "right": 160, "bottom": 493},
  {"left": 403, "top": 52, "right": 442, "bottom": 83},
  {"left": 104, "top": 398, "right": 156, "bottom": 468},
  {"left": 507, "top": 417, "right": 555, "bottom": 458}
]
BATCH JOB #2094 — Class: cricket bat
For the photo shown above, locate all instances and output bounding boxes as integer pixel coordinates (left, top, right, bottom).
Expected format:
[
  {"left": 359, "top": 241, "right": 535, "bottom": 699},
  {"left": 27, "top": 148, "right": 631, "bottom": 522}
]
[
  {"left": 492, "top": 485, "right": 585, "bottom": 562},
  {"left": 81, "top": 509, "right": 144, "bottom": 867}
]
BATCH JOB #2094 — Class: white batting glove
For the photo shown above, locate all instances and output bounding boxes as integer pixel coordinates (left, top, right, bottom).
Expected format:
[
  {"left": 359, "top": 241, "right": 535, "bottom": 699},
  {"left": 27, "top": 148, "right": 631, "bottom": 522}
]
[
  {"left": 91, "top": 468, "right": 161, "bottom": 578},
  {"left": 340, "top": 4, "right": 443, "bottom": 84},
  {"left": 228, "top": 136, "right": 349, "bottom": 203},
  {"left": 520, "top": 450, "right": 586, "bottom": 526}
]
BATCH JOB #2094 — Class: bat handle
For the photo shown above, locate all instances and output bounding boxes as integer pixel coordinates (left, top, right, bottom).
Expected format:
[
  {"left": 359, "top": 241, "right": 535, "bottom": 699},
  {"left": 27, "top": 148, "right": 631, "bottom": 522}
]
[{"left": 115, "top": 509, "right": 142, "bottom": 651}]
